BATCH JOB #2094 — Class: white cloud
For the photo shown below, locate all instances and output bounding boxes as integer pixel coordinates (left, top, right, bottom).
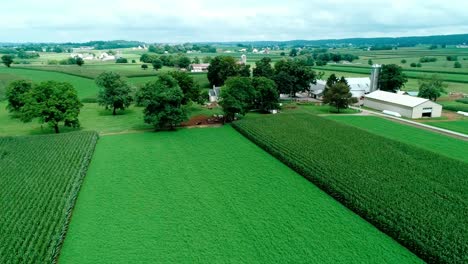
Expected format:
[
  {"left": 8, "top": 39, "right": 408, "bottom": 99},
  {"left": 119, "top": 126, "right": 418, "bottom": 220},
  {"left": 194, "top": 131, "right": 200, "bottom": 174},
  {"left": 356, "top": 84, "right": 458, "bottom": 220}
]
[{"left": 1, "top": 0, "right": 467, "bottom": 42}]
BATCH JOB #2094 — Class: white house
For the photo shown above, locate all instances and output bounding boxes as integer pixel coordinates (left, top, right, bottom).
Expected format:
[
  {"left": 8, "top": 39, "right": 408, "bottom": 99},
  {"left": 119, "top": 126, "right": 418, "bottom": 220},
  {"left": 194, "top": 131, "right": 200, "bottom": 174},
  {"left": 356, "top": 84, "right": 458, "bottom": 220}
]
[
  {"left": 364, "top": 90, "right": 442, "bottom": 118},
  {"left": 190, "top": 63, "right": 210, "bottom": 73},
  {"left": 208, "top": 86, "right": 221, "bottom": 103}
]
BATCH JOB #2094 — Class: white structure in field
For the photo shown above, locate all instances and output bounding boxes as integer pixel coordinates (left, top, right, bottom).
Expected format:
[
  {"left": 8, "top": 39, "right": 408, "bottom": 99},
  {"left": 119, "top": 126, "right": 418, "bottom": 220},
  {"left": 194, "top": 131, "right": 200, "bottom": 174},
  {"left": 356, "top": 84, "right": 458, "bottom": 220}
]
[
  {"left": 208, "top": 85, "right": 221, "bottom": 103},
  {"left": 364, "top": 90, "right": 442, "bottom": 118},
  {"left": 190, "top": 63, "right": 210, "bottom": 73},
  {"left": 240, "top": 54, "right": 247, "bottom": 64},
  {"left": 98, "top": 52, "right": 116, "bottom": 61}
]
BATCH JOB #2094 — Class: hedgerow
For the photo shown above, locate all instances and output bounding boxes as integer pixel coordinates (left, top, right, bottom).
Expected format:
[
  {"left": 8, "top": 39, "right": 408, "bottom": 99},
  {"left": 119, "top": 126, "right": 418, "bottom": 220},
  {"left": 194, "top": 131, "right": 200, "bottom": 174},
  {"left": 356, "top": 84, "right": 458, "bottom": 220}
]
[
  {"left": 0, "top": 131, "right": 98, "bottom": 264},
  {"left": 232, "top": 113, "right": 468, "bottom": 264}
]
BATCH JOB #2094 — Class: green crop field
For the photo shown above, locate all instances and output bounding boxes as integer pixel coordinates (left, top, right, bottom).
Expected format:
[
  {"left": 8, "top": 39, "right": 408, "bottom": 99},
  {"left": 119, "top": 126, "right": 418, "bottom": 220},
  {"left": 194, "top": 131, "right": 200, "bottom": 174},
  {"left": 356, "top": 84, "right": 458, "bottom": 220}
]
[
  {"left": 233, "top": 114, "right": 468, "bottom": 264},
  {"left": 426, "top": 120, "right": 468, "bottom": 135},
  {"left": 0, "top": 131, "right": 98, "bottom": 264},
  {"left": 58, "top": 127, "right": 421, "bottom": 263},
  {"left": 326, "top": 115, "right": 468, "bottom": 162},
  {"left": 0, "top": 67, "right": 99, "bottom": 99}
]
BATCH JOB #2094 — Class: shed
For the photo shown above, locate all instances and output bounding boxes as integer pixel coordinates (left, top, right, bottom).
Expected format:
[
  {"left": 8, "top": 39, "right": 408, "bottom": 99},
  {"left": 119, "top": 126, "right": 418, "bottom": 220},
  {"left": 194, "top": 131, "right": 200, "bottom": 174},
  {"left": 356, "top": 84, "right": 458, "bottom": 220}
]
[{"left": 364, "top": 90, "right": 442, "bottom": 118}]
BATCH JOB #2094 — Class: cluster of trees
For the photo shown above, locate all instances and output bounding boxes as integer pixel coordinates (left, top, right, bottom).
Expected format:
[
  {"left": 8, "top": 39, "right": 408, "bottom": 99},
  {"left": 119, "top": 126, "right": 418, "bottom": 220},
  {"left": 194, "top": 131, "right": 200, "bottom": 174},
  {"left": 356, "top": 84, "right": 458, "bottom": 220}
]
[
  {"left": 418, "top": 75, "right": 447, "bottom": 101},
  {"left": 207, "top": 56, "right": 251, "bottom": 86},
  {"left": 17, "top": 51, "right": 40, "bottom": 59},
  {"left": 410, "top": 62, "right": 422, "bottom": 68},
  {"left": 378, "top": 64, "right": 408, "bottom": 93},
  {"left": 95, "top": 71, "right": 203, "bottom": 130},
  {"left": 140, "top": 54, "right": 192, "bottom": 70},
  {"left": 290, "top": 48, "right": 359, "bottom": 65},
  {"left": 5, "top": 80, "right": 82, "bottom": 133},
  {"left": 147, "top": 44, "right": 216, "bottom": 54},
  {"left": 446, "top": 56, "right": 458, "bottom": 61},
  {"left": 419, "top": 57, "right": 437, "bottom": 63}
]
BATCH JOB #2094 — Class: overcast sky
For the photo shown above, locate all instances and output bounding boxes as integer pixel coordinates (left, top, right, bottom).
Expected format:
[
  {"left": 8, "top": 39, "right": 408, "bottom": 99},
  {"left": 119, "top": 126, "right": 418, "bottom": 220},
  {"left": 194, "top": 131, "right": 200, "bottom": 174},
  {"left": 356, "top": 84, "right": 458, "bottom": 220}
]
[{"left": 1, "top": 0, "right": 468, "bottom": 43}]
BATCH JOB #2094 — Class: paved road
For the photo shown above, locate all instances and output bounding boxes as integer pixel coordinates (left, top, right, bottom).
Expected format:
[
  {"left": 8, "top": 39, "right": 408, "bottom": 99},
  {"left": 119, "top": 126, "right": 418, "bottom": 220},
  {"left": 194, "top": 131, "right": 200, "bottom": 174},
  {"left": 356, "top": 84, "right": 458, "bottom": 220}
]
[{"left": 350, "top": 106, "right": 468, "bottom": 141}]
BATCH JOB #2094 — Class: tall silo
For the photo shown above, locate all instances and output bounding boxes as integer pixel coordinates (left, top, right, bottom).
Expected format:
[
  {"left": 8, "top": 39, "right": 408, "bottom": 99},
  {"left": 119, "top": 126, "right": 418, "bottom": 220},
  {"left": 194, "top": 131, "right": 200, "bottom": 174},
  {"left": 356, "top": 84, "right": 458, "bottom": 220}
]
[{"left": 370, "top": 64, "right": 381, "bottom": 92}]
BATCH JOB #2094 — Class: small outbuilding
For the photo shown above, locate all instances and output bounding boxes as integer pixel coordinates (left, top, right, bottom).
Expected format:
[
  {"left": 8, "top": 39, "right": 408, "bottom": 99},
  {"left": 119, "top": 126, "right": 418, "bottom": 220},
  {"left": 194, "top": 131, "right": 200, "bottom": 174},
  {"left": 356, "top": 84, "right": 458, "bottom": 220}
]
[{"left": 364, "top": 90, "right": 442, "bottom": 118}]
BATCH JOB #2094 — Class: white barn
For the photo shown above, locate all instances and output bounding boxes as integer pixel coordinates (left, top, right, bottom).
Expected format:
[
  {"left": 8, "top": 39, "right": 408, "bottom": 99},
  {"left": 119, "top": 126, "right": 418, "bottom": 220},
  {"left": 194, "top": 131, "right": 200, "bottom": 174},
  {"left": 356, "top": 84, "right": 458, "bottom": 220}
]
[
  {"left": 191, "top": 63, "right": 210, "bottom": 73},
  {"left": 364, "top": 90, "right": 442, "bottom": 118},
  {"left": 309, "top": 77, "right": 371, "bottom": 99}
]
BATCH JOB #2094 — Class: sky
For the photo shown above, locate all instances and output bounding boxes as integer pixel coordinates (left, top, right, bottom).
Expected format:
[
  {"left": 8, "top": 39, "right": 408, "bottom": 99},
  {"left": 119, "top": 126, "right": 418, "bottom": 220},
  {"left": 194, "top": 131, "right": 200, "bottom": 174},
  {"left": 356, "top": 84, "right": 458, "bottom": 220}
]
[{"left": 1, "top": 0, "right": 468, "bottom": 43}]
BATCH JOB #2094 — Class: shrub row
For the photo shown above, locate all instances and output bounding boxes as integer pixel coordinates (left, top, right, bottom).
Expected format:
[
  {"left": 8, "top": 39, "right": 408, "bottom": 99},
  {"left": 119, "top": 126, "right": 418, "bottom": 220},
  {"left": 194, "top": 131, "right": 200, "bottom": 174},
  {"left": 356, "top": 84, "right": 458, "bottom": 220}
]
[{"left": 232, "top": 113, "right": 468, "bottom": 264}]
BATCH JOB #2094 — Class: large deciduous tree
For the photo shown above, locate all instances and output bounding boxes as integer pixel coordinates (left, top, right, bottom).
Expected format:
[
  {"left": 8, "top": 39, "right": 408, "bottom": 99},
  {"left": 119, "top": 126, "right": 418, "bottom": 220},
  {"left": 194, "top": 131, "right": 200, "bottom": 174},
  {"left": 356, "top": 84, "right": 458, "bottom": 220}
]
[
  {"left": 322, "top": 82, "right": 357, "bottom": 113},
  {"left": 273, "top": 59, "right": 316, "bottom": 96},
  {"left": 151, "top": 58, "right": 163, "bottom": 71},
  {"left": 136, "top": 74, "right": 187, "bottom": 130},
  {"left": 207, "top": 56, "right": 240, "bottom": 86},
  {"left": 19, "top": 81, "right": 82, "bottom": 133},
  {"left": 96, "top": 72, "right": 133, "bottom": 115},
  {"left": 219, "top": 77, "right": 256, "bottom": 122},
  {"left": 1, "top": 55, "right": 14, "bottom": 67},
  {"left": 252, "top": 77, "right": 279, "bottom": 112},
  {"left": 378, "top": 64, "right": 408, "bottom": 93},
  {"left": 253, "top": 57, "right": 274, "bottom": 79},
  {"left": 169, "top": 71, "right": 203, "bottom": 104},
  {"left": 418, "top": 75, "right": 446, "bottom": 101},
  {"left": 177, "top": 56, "right": 191, "bottom": 70},
  {"left": 5, "top": 80, "right": 32, "bottom": 114}
]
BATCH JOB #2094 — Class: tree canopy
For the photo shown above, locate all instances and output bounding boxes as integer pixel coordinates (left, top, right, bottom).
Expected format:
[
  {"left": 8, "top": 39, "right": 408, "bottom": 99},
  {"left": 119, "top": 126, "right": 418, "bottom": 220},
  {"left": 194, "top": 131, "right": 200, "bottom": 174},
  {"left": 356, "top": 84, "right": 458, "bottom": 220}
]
[
  {"left": 151, "top": 58, "right": 163, "bottom": 71},
  {"left": 322, "top": 81, "right": 357, "bottom": 112},
  {"left": 19, "top": 81, "right": 82, "bottom": 133},
  {"left": 136, "top": 74, "right": 187, "bottom": 130},
  {"left": 96, "top": 72, "right": 133, "bottom": 115},
  {"left": 207, "top": 56, "right": 245, "bottom": 86},
  {"left": 253, "top": 57, "right": 274, "bottom": 79},
  {"left": 378, "top": 64, "right": 408, "bottom": 92},
  {"left": 6, "top": 80, "right": 32, "bottom": 113},
  {"left": 273, "top": 59, "right": 316, "bottom": 96},
  {"left": 418, "top": 75, "right": 446, "bottom": 101},
  {"left": 252, "top": 77, "right": 279, "bottom": 112},
  {"left": 169, "top": 71, "right": 203, "bottom": 104},
  {"left": 1, "top": 55, "right": 14, "bottom": 67},
  {"left": 219, "top": 77, "right": 256, "bottom": 122}
]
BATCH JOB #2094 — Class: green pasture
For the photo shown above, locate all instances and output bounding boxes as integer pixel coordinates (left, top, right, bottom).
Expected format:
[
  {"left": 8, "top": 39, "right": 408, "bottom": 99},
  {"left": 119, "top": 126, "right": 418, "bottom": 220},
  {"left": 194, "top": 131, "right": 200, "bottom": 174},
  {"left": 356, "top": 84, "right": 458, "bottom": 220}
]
[
  {"left": 426, "top": 120, "right": 468, "bottom": 135},
  {"left": 326, "top": 115, "right": 468, "bottom": 163},
  {"left": 59, "top": 127, "right": 421, "bottom": 264}
]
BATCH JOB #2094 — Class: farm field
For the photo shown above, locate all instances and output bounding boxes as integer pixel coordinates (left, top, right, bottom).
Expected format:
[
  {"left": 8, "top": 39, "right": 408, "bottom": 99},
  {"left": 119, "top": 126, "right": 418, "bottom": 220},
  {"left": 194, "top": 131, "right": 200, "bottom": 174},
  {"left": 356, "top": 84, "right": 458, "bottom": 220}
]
[
  {"left": 325, "top": 115, "right": 468, "bottom": 162},
  {"left": 425, "top": 120, "right": 468, "bottom": 135},
  {"left": 0, "top": 67, "right": 99, "bottom": 100},
  {"left": 233, "top": 113, "right": 468, "bottom": 263},
  {"left": 0, "top": 131, "right": 98, "bottom": 264},
  {"left": 58, "top": 127, "right": 421, "bottom": 264}
]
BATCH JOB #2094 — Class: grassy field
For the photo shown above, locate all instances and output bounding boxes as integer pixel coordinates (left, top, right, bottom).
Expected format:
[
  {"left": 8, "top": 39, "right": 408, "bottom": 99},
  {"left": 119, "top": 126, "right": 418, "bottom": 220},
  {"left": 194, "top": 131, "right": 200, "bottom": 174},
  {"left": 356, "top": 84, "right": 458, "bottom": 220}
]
[
  {"left": 233, "top": 113, "right": 468, "bottom": 264},
  {"left": 0, "top": 131, "right": 98, "bottom": 264},
  {"left": 326, "top": 115, "right": 468, "bottom": 162},
  {"left": 59, "top": 127, "right": 421, "bottom": 263}
]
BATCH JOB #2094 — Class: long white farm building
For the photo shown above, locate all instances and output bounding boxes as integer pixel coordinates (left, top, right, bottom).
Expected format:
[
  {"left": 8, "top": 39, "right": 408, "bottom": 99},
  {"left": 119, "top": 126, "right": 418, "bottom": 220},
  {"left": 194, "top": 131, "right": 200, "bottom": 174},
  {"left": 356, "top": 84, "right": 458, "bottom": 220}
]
[{"left": 364, "top": 90, "right": 442, "bottom": 118}]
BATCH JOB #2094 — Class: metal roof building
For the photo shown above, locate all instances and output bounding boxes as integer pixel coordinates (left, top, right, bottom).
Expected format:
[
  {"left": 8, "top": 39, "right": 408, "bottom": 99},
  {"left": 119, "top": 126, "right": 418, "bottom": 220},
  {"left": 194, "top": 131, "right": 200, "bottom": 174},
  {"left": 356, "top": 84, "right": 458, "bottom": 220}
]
[{"left": 364, "top": 90, "right": 442, "bottom": 118}]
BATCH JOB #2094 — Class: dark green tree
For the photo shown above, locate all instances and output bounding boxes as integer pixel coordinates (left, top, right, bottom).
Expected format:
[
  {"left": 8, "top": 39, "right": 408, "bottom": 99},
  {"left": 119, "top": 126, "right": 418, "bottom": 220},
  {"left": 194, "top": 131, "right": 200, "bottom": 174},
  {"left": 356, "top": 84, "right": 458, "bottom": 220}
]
[
  {"left": 418, "top": 75, "right": 446, "bottom": 101},
  {"left": 378, "top": 64, "right": 408, "bottom": 92},
  {"left": 253, "top": 77, "right": 279, "bottom": 112},
  {"left": 152, "top": 58, "right": 163, "bottom": 71},
  {"left": 207, "top": 56, "right": 240, "bottom": 86},
  {"left": 19, "top": 81, "right": 82, "bottom": 133},
  {"left": 454, "top": 61, "right": 462, "bottom": 68},
  {"left": 368, "top": 59, "right": 373, "bottom": 65},
  {"left": 219, "top": 77, "right": 256, "bottom": 122},
  {"left": 273, "top": 59, "right": 316, "bottom": 96},
  {"left": 253, "top": 57, "right": 274, "bottom": 78},
  {"left": 322, "top": 82, "right": 357, "bottom": 113},
  {"left": 1, "top": 55, "right": 14, "bottom": 67},
  {"left": 177, "top": 56, "right": 191, "bottom": 69},
  {"left": 136, "top": 74, "right": 187, "bottom": 130},
  {"left": 95, "top": 72, "right": 133, "bottom": 115},
  {"left": 289, "top": 48, "right": 298, "bottom": 57},
  {"left": 76, "top": 57, "right": 84, "bottom": 66},
  {"left": 5, "top": 80, "right": 32, "bottom": 113},
  {"left": 169, "top": 71, "right": 203, "bottom": 104},
  {"left": 141, "top": 64, "right": 148, "bottom": 70},
  {"left": 192, "top": 57, "right": 200, "bottom": 63}
]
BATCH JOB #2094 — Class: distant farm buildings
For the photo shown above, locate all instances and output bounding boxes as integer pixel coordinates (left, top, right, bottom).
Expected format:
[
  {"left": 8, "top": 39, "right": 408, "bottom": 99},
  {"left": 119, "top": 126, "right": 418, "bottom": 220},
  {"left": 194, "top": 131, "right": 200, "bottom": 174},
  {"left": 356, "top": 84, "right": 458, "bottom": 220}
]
[
  {"left": 364, "top": 90, "right": 442, "bottom": 118},
  {"left": 310, "top": 77, "right": 375, "bottom": 99},
  {"left": 190, "top": 63, "right": 210, "bottom": 73},
  {"left": 98, "top": 52, "right": 116, "bottom": 61}
]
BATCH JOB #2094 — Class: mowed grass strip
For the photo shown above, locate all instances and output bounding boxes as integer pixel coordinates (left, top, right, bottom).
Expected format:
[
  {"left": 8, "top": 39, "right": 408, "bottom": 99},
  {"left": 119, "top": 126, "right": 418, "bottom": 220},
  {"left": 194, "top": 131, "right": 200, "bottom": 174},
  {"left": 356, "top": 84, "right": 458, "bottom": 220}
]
[
  {"left": 59, "top": 127, "right": 421, "bottom": 264},
  {"left": 326, "top": 115, "right": 468, "bottom": 162},
  {"left": 233, "top": 114, "right": 468, "bottom": 264},
  {"left": 0, "top": 131, "right": 98, "bottom": 264}
]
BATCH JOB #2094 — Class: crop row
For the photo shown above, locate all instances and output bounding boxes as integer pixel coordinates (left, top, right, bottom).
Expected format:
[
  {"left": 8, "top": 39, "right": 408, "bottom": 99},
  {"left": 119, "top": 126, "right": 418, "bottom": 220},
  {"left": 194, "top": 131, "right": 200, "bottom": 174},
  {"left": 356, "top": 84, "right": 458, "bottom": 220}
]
[
  {"left": 232, "top": 113, "right": 468, "bottom": 264},
  {"left": 0, "top": 131, "right": 98, "bottom": 264}
]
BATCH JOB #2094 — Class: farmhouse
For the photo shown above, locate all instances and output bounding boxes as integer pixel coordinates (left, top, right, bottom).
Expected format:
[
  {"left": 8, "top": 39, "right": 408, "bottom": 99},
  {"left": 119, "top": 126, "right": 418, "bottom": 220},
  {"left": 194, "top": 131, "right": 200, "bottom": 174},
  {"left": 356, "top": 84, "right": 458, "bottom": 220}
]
[
  {"left": 309, "top": 77, "right": 372, "bottom": 99},
  {"left": 208, "top": 85, "right": 221, "bottom": 102},
  {"left": 364, "top": 90, "right": 442, "bottom": 118},
  {"left": 190, "top": 63, "right": 210, "bottom": 72}
]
